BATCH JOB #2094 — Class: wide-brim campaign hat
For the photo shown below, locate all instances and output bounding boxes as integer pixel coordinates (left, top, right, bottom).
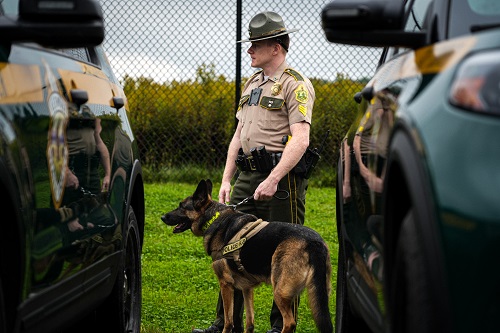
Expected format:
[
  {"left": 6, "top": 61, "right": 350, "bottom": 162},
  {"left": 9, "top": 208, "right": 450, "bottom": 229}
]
[{"left": 237, "top": 11, "right": 299, "bottom": 43}]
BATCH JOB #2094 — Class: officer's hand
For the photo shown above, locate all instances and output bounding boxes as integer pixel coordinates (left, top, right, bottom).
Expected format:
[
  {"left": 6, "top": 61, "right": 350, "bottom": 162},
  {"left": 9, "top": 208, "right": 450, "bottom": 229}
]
[
  {"left": 66, "top": 170, "right": 79, "bottom": 189},
  {"left": 101, "top": 175, "right": 110, "bottom": 192},
  {"left": 219, "top": 181, "right": 232, "bottom": 204},
  {"left": 254, "top": 178, "right": 277, "bottom": 201}
]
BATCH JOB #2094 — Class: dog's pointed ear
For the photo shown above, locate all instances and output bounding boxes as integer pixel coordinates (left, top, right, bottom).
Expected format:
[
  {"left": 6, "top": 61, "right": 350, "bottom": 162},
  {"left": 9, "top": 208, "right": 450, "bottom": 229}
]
[
  {"left": 194, "top": 179, "right": 207, "bottom": 198},
  {"left": 193, "top": 180, "right": 210, "bottom": 209},
  {"left": 205, "top": 179, "right": 213, "bottom": 196}
]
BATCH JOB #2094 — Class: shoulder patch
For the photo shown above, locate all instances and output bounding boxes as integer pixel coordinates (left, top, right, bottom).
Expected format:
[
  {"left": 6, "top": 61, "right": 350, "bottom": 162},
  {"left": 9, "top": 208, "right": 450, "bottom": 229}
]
[
  {"left": 294, "top": 84, "right": 309, "bottom": 103},
  {"left": 284, "top": 68, "right": 304, "bottom": 81}
]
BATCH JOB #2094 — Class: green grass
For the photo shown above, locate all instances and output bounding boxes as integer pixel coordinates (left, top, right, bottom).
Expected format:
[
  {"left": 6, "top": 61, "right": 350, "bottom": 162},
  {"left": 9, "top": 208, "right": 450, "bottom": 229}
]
[
  {"left": 142, "top": 165, "right": 337, "bottom": 189},
  {"left": 141, "top": 182, "right": 338, "bottom": 333}
]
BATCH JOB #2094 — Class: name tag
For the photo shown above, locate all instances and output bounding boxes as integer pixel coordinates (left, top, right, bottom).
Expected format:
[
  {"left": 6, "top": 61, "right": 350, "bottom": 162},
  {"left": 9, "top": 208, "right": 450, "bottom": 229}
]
[{"left": 223, "top": 237, "right": 247, "bottom": 255}]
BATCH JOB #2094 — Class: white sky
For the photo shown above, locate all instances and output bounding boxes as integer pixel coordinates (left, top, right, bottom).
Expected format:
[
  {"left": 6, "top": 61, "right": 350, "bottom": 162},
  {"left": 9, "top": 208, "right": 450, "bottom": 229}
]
[{"left": 101, "top": 0, "right": 381, "bottom": 84}]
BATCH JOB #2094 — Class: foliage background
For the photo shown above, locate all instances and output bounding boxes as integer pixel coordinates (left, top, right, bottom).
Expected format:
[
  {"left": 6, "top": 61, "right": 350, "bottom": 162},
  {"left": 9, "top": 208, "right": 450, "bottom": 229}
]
[
  {"left": 100, "top": 1, "right": 381, "bottom": 186},
  {"left": 123, "top": 70, "right": 367, "bottom": 187}
]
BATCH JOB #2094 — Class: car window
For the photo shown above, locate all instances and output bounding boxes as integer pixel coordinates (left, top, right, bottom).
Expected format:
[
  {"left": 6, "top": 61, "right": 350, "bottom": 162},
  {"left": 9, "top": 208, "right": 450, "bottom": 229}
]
[
  {"left": 0, "top": 0, "right": 17, "bottom": 15},
  {"left": 60, "top": 48, "right": 91, "bottom": 63},
  {"left": 450, "top": 0, "right": 500, "bottom": 37},
  {"left": 468, "top": 0, "right": 500, "bottom": 15},
  {"left": 404, "top": 0, "right": 433, "bottom": 32}
]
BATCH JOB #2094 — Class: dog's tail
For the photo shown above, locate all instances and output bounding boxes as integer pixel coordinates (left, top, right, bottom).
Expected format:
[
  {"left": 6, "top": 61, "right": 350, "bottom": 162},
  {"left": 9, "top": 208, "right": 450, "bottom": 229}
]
[{"left": 306, "top": 241, "right": 333, "bottom": 333}]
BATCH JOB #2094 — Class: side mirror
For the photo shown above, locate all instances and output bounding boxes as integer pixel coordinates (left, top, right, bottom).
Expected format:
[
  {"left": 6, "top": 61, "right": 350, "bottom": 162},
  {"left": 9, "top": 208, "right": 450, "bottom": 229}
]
[
  {"left": 112, "top": 97, "right": 125, "bottom": 112},
  {"left": 322, "top": 0, "right": 426, "bottom": 48},
  {"left": 70, "top": 89, "right": 89, "bottom": 109},
  {"left": 354, "top": 92, "right": 363, "bottom": 104},
  {"left": 322, "top": 0, "right": 404, "bottom": 31},
  {"left": 0, "top": 0, "right": 105, "bottom": 47},
  {"left": 19, "top": 0, "right": 103, "bottom": 21}
]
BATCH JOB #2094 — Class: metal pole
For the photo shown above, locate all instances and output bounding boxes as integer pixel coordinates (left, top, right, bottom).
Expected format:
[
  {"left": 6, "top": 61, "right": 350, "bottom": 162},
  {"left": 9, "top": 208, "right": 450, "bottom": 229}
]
[{"left": 234, "top": 0, "right": 242, "bottom": 130}]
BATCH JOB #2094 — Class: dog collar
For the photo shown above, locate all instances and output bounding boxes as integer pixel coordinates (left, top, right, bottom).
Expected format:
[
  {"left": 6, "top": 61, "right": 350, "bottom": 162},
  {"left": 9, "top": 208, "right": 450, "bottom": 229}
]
[{"left": 202, "top": 211, "right": 220, "bottom": 232}]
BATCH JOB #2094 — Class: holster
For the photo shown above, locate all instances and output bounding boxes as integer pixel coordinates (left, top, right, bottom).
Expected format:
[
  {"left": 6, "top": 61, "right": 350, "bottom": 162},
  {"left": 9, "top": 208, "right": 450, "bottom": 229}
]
[{"left": 235, "top": 147, "right": 282, "bottom": 173}]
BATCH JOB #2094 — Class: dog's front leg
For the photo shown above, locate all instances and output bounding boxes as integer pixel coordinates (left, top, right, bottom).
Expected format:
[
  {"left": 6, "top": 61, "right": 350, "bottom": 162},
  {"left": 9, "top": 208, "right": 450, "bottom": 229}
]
[
  {"left": 242, "top": 288, "right": 255, "bottom": 333},
  {"left": 220, "top": 280, "right": 234, "bottom": 333},
  {"left": 214, "top": 260, "right": 235, "bottom": 333}
]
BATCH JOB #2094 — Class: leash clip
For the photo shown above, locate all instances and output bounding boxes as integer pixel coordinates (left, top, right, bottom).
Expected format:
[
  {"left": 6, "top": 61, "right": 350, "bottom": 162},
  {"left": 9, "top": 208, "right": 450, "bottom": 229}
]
[
  {"left": 227, "top": 196, "right": 253, "bottom": 210},
  {"left": 226, "top": 189, "right": 289, "bottom": 210}
]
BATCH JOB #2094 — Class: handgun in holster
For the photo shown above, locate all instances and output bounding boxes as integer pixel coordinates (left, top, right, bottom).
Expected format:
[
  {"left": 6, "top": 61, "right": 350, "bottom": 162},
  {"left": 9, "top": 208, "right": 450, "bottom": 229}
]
[
  {"left": 257, "top": 146, "right": 273, "bottom": 172},
  {"left": 250, "top": 147, "right": 261, "bottom": 171},
  {"left": 236, "top": 148, "right": 248, "bottom": 170},
  {"left": 293, "top": 130, "right": 330, "bottom": 179}
]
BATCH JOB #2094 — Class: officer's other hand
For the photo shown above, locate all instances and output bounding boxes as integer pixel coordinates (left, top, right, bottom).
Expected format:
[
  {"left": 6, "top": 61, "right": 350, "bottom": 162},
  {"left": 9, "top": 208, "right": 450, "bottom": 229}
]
[{"left": 219, "top": 181, "right": 232, "bottom": 204}]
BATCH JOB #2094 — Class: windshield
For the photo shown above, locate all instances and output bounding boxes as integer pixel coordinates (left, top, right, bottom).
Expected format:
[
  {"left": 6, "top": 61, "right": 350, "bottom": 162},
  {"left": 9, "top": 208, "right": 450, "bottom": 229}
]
[
  {"left": 450, "top": 0, "right": 500, "bottom": 37},
  {"left": 468, "top": 0, "right": 500, "bottom": 15}
]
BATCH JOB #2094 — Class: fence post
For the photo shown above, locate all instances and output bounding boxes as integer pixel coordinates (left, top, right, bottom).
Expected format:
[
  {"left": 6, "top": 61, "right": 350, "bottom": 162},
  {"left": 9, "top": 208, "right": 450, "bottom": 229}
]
[{"left": 234, "top": 0, "right": 242, "bottom": 130}]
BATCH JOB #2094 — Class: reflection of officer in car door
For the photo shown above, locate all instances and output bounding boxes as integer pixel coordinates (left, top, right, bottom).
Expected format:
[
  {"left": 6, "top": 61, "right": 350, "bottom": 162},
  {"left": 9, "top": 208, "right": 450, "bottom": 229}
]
[
  {"left": 33, "top": 102, "right": 113, "bottom": 283},
  {"left": 63, "top": 105, "right": 113, "bottom": 232},
  {"left": 351, "top": 95, "right": 393, "bottom": 280}
]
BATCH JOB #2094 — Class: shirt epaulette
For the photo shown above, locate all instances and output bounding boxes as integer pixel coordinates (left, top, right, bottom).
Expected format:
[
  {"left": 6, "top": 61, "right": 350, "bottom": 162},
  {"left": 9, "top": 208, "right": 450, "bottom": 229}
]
[
  {"left": 249, "top": 70, "right": 263, "bottom": 80},
  {"left": 284, "top": 68, "right": 304, "bottom": 81}
]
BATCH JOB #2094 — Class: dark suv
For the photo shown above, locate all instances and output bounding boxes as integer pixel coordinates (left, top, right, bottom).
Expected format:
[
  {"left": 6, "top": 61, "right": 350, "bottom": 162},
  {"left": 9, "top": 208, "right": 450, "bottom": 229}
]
[
  {"left": 322, "top": 0, "right": 500, "bottom": 332},
  {"left": 0, "top": 0, "right": 144, "bottom": 332}
]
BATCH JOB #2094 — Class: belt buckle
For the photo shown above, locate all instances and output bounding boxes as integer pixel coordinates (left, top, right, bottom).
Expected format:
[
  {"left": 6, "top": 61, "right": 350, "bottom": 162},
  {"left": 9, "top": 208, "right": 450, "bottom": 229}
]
[{"left": 248, "top": 157, "right": 257, "bottom": 171}]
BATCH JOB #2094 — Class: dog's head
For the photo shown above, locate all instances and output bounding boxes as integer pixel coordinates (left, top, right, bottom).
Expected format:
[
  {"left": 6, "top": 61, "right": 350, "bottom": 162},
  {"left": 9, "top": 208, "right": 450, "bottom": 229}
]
[{"left": 161, "top": 179, "right": 213, "bottom": 235}]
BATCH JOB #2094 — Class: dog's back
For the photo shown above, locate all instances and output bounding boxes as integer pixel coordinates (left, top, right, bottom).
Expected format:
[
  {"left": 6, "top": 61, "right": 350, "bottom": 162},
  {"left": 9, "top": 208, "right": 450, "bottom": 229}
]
[{"left": 235, "top": 221, "right": 333, "bottom": 333}]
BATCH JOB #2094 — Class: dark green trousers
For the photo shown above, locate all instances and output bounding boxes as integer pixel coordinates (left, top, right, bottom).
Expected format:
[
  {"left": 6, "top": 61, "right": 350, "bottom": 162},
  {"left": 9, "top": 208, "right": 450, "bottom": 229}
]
[{"left": 212, "top": 171, "right": 308, "bottom": 331}]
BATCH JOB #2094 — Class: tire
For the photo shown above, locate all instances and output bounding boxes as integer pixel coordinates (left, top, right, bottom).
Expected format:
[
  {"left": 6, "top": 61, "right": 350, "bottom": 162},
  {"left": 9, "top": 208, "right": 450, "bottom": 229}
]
[
  {"left": 0, "top": 278, "right": 5, "bottom": 333},
  {"left": 99, "top": 206, "right": 142, "bottom": 332},
  {"left": 335, "top": 167, "right": 371, "bottom": 333},
  {"left": 335, "top": 178, "right": 350, "bottom": 333},
  {"left": 390, "top": 209, "right": 432, "bottom": 333},
  {"left": 335, "top": 235, "right": 371, "bottom": 333},
  {"left": 335, "top": 235, "right": 351, "bottom": 333}
]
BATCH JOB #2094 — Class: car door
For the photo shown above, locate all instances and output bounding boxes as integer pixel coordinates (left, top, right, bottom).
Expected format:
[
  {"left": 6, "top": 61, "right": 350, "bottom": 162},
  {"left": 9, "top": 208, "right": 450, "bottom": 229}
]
[
  {"left": 0, "top": 43, "right": 128, "bottom": 301},
  {"left": 337, "top": 0, "right": 432, "bottom": 329}
]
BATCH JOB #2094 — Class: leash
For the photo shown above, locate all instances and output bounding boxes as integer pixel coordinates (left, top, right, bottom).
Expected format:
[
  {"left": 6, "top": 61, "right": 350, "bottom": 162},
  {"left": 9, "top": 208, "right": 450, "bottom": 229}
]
[{"left": 227, "top": 189, "right": 290, "bottom": 210}]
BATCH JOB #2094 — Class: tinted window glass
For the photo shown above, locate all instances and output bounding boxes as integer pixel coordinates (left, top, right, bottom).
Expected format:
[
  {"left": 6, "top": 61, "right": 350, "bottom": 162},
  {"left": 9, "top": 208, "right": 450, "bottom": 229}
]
[
  {"left": 60, "top": 48, "right": 91, "bottom": 63},
  {"left": 405, "top": 0, "right": 433, "bottom": 32},
  {"left": 468, "top": 0, "right": 500, "bottom": 15},
  {"left": 1, "top": 0, "right": 17, "bottom": 15},
  {"left": 450, "top": 0, "right": 500, "bottom": 37}
]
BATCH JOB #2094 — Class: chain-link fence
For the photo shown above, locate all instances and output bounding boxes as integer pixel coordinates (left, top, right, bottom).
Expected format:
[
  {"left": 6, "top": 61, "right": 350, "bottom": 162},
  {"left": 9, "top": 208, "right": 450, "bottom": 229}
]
[{"left": 100, "top": 0, "right": 381, "bottom": 186}]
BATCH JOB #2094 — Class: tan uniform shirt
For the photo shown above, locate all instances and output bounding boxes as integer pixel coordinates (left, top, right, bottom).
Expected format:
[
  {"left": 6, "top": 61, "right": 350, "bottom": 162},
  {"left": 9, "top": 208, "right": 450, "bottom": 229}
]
[
  {"left": 236, "top": 61, "right": 315, "bottom": 154},
  {"left": 355, "top": 97, "right": 392, "bottom": 157}
]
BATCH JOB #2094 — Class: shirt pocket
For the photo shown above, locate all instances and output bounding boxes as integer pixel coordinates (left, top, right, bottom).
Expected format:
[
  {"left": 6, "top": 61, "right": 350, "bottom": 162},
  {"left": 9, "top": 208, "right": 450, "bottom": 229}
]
[{"left": 258, "top": 96, "right": 286, "bottom": 130}]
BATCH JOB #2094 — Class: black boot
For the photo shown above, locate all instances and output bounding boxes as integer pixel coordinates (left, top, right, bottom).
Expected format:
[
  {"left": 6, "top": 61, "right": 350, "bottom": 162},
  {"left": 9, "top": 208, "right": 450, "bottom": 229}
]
[
  {"left": 192, "top": 324, "right": 243, "bottom": 333},
  {"left": 192, "top": 324, "right": 222, "bottom": 333}
]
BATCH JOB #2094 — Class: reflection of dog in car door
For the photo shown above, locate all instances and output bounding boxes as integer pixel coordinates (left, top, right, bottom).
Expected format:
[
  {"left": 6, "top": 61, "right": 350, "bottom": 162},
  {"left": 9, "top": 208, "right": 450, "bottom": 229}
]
[{"left": 161, "top": 179, "right": 333, "bottom": 333}]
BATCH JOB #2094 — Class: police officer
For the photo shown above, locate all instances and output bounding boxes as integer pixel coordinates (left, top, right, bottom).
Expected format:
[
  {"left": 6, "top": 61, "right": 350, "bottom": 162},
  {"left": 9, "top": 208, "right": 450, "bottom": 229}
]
[{"left": 192, "top": 11, "right": 315, "bottom": 333}]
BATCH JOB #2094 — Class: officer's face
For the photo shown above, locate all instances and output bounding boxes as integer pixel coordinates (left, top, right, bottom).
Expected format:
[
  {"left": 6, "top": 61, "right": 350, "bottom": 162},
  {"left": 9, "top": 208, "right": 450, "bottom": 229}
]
[{"left": 247, "top": 41, "right": 275, "bottom": 68}]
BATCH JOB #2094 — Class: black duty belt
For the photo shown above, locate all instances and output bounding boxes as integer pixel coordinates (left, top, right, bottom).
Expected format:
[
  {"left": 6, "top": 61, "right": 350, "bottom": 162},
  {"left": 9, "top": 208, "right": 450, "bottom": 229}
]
[{"left": 235, "top": 146, "right": 282, "bottom": 173}]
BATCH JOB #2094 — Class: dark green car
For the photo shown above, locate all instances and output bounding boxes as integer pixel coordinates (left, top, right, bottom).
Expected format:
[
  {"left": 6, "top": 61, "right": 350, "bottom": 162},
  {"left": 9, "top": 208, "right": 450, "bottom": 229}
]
[
  {"left": 0, "top": 0, "right": 144, "bottom": 332},
  {"left": 322, "top": 0, "right": 500, "bottom": 332}
]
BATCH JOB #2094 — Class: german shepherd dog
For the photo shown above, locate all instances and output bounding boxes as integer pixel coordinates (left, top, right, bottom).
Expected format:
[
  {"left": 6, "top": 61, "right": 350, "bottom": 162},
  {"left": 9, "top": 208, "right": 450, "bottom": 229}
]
[{"left": 161, "top": 179, "right": 333, "bottom": 333}]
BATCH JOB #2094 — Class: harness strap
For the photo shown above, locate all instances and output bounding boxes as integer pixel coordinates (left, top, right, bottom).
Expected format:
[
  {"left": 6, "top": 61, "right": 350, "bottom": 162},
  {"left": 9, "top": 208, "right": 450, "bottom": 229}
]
[{"left": 212, "top": 219, "right": 269, "bottom": 276}]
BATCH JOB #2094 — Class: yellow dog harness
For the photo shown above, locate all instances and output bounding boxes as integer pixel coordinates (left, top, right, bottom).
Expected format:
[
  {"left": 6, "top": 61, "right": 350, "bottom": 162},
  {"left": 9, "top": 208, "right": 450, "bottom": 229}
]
[{"left": 212, "top": 219, "right": 269, "bottom": 272}]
